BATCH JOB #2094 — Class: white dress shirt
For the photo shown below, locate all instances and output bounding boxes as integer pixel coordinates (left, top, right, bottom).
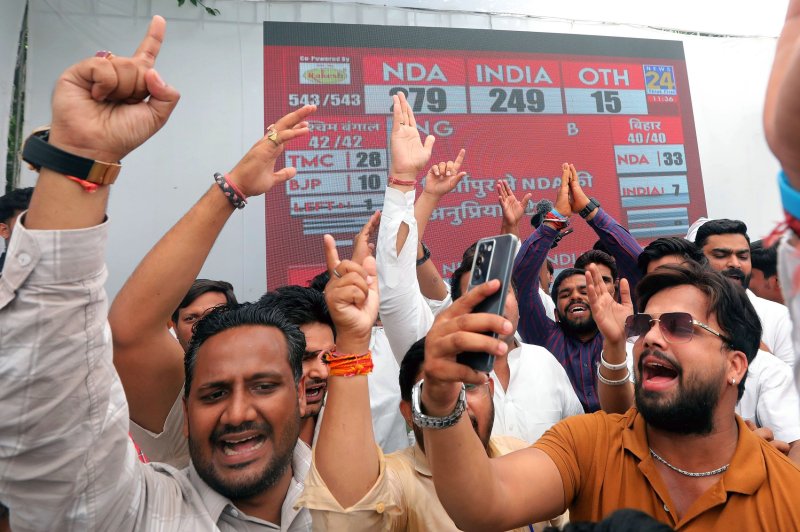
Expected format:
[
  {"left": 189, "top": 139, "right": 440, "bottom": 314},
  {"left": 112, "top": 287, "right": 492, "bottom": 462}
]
[
  {"left": 747, "top": 289, "right": 795, "bottom": 369},
  {"left": 491, "top": 342, "right": 584, "bottom": 443},
  {"left": 737, "top": 350, "right": 800, "bottom": 444},
  {"left": 0, "top": 218, "right": 311, "bottom": 530}
]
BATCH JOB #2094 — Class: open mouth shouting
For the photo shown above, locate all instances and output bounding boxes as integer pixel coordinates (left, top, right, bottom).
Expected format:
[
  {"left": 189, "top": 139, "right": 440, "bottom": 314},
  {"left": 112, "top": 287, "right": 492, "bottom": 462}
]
[
  {"left": 567, "top": 301, "right": 590, "bottom": 319},
  {"left": 639, "top": 352, "right": 680, "bottom": 393},
  {"left": 214, "top": 424, "right": 270, "bottom": 467},
  {"left": 304, "top": 379, "right": 327, "bottom": 404}
]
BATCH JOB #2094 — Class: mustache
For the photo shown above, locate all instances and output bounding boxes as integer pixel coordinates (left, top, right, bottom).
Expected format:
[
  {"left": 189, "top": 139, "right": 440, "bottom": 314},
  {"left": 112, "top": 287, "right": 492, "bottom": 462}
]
[
  {"left": 211, "top": 421, "right": 272, "bottom": 443},
  {"left": 721, "top": 268, "right": 745, "bottom": 281},
  {"left": 305, "top": 378, "right": 327, "bottom": 388}
]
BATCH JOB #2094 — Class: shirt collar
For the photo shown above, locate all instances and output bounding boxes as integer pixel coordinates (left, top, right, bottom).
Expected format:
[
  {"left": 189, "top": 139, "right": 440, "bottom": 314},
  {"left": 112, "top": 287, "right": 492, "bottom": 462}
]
[
  {"left": 188, "top": 440, "right": 312, "bottom": 525},
  {"left": 621, "top": 409, "right": 766, "bottom": 495}
]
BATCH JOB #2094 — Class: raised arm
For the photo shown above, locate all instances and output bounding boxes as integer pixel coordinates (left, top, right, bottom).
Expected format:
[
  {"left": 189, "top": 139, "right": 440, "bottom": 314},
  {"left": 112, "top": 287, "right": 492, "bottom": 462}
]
[
  {"left": 0, "top": 17, "right": 179, "bottom": 529},
  {"left": 109, "top": 104, "right": 315, "bottom": 434},
  {"left": 419, "top": 282, "right": 566, "bottom": 529},
  {"left": 414, "top": 150, "right": 466, "bottom": 301},
  {"left": 567, "top": 165, "right": 643, "bottom": 289},
  {"left": 513, "top": 164, "right": 572, "bottom": 344},
  {"left": 314, "top": 235, "right": 380, "bottom": 507},
  {"left": 586, "top": 264, "right": 635, "bottom": 413},
  {"left": 497, "top": 178, "right": 532, "bottom": 239}
]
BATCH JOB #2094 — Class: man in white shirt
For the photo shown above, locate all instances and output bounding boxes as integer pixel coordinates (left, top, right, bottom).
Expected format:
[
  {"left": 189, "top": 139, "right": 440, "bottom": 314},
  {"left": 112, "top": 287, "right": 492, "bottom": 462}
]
[
  {"left": 693, "top": 219, "right": 795, "bottom": 369},
  {"left": 377, "top": 95, "right": 582, "bottom": 443},
  {"left": 0, "top": 18, "right": 314, "bottom": 529}
]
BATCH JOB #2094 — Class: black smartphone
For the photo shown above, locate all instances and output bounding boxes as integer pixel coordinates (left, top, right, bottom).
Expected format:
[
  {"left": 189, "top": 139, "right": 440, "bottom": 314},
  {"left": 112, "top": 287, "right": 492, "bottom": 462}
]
[{"left": 456, "top": 234, "right": 520, "bottom": 372}]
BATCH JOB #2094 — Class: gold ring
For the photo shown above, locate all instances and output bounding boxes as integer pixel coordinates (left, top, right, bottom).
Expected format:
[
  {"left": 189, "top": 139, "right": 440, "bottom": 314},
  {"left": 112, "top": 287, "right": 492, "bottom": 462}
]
[
  {"left": 399, "top": 121, "right": 406, "bottom": 126},
  {"left": 266, "top": 128, "right": 280, "bottom": 146}
]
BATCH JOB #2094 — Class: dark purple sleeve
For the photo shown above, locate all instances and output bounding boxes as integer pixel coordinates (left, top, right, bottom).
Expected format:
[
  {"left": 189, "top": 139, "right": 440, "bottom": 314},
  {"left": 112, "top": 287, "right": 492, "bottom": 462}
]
[{"left": 513, "top": 224, "right": 560, "bottom": 345}]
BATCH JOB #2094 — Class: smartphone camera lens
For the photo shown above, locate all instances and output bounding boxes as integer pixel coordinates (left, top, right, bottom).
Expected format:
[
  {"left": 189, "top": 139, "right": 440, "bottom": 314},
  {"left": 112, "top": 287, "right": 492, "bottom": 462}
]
[
  {"left": 476, "top": 254, "right": 484, "bottom": 266},
  {"left": 485, "top": 243, "right": 493, "bottom": 252},
  {"left": 473, "top": 267, "right": 482, "bottom": 280}
]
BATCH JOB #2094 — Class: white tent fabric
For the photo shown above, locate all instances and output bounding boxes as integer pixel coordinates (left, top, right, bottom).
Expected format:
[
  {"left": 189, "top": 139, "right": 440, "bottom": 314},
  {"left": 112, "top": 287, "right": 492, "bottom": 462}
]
[{"left": 8, "top": 0, "right": 788, "bottom": 299}]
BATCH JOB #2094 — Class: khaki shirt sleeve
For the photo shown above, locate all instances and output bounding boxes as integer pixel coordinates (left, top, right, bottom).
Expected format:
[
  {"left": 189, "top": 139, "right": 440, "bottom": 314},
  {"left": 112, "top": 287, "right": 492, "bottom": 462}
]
[
  {"left": 297, "top": 444, "right": 407, "bottom": 531},
  {"left": 533, "top": 414, "right": 600, "bottom": 508},
  {"left": 129, "top": 392, "right": 190, "bottom": 469}
]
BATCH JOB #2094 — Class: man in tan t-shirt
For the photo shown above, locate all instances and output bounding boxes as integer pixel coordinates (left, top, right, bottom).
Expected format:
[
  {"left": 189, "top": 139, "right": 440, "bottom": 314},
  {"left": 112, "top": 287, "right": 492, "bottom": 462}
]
[{"left": 415, "top": 259, "right": 800, "bottom": 530}]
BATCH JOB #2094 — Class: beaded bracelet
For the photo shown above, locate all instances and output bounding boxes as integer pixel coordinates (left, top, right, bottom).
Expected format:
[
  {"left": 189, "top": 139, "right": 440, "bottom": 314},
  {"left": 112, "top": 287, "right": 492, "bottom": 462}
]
[
  {"left": 388, "top": 176, "right": 416, "bottom": 187},
  {"left": 214, "top": 173, "right": 247, "bottom": 209}
]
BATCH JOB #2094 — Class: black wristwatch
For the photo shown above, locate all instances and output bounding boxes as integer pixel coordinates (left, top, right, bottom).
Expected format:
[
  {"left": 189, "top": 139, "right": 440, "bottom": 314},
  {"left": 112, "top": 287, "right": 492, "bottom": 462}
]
[
  {"left": 416, "top": 241, "right": 431, "bottom": 267},
  {"left": 579, "top": 197, "right": 601, "bottom": 219},
  {"left": 22, "top": 128, "right": 121, "bottom": 185}
]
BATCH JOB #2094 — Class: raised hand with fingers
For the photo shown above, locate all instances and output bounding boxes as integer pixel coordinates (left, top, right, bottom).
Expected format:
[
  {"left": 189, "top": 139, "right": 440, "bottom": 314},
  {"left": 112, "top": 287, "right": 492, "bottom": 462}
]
[
  {"left": 585, "top": 263, "right": 632, "bottom": 345},
  {"left": 227, "top": 105, "right": 316, "bottom": 198},
  {"left": 422, "top": 149, "right": 467, "bottom": 198},
  {"left": 390, "top": 91, "right": 436, "bottom": 183},
  {"left": 351, "top": 210, "right": 381, "bottom": 265},
  {"left": 567, "top": 163, "right": 593, "bottom": 216},
  {"left": 553, "top": 163, "right": 573, "bottom": 218},
  {"left": 497, "top": 179, "right": 532, "bottom": 236},
  {"left": 422, "top": 279, "right": 512, "bottom": 413},
  {"left": 323, "top": 234, "right": 379, "bottom": 346},
  {"left": 48, "top": 15, "right": 181, "bottom": 164}
]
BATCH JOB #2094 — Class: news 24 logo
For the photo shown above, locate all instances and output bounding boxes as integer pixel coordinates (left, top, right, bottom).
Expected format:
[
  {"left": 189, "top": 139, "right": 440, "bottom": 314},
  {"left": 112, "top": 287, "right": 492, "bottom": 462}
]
[
  {"left": 300, "top": 62, "right": 351, "bottom": 85},
  {"left": 643, "top": 65, "right": 677, "bottom": 96}
]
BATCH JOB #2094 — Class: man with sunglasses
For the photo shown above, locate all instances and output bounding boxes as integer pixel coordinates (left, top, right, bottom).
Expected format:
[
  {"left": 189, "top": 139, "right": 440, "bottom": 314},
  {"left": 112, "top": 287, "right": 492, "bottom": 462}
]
[{"left": 416, "top": 261, "right": 800, "bottom": 530}]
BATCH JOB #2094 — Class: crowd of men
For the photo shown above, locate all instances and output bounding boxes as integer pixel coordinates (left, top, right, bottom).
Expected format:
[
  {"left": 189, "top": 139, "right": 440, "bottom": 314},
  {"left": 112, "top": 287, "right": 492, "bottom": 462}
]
[{"left": 2, "top": 5, "right": 800, "bottom": 531}]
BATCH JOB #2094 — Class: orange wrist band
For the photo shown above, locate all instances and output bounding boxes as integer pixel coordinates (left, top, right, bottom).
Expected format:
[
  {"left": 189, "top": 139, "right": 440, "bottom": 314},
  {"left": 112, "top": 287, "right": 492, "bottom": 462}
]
[{"left": 323, "top": 350, "right": 374, "bottom": 377}]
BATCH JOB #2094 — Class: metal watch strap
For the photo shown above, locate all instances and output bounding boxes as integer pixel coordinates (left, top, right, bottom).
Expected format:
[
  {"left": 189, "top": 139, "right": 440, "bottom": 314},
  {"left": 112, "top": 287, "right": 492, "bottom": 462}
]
[
  {"left": 411, "top": 380, "right": 467, "bottom": 429},
  {"left": 22, "top": 129, "right": 121, "bottom": 185},
  {"left": 579, "top": 197, "right": 600, "bottom": 218}
]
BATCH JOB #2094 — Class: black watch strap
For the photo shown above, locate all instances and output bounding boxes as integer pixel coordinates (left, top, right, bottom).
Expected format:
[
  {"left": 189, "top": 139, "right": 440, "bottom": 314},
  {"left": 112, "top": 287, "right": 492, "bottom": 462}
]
[
  {"left": 22, "top": 129, "right": 120, "bottom": 185},
  {"left": 579, "top": 197, "right": 600, "bottom": 219},
  {"left": 416, "top": 241, "right": 431, "bottom": 266}
]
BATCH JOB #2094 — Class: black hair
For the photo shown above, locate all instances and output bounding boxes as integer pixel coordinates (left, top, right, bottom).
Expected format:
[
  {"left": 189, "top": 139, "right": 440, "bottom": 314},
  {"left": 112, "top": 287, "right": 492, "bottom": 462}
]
[
  {"left": 543, "top": 509, "right": 672, "bottom": 532},
  {"left": 546, "top": 258, "right": 554, "bottom": 275},
  {"left": 750, "top": 239, "right": 778, "bottom": 278},
  {"left": 636, "top": 262, "right": 760, "bottom": 400},
  {"left": 172, "top": 279, "right": 237, "bottom": 324},
  {"left": 695, "top": 219, "right": 750, "bottom": 250},
  {"left": 575, "top": 249, "right": 618, "bottom": 280},
  {"left": 450, "top": 241, "right": 518, "bottom": 301},
  {"left": 550, "top": 267, "right": 586, "bottom": 304},
  {"left": 258, "top": 284, "right": 334, "bottom": 333},
  {"left": 0, "top": 187, "right": 34, "bottom": 224},
  {"left": 637, "top": 237, "right": 706, "bottom": 274},
  {"left": 308, "top": 270, "right": 330, "bottom": 293},
  {"left": 399, "top": 337, "right": 426, "bottom": 402},
  {"left": 184, "top": 303, "right": 305, "bottom": 398}
]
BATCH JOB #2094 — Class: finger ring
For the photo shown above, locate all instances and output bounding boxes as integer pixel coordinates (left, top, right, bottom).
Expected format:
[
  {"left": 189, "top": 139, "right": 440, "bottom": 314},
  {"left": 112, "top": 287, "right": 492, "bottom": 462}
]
[
  {"left": 399, "top": 121, "right": 405, "bottom": 126},
  {"left": 266, "top": 128, "right": 280, "bottom": 146},
  {"left": 95, "top": 50, "right": 114, "bottom": 59},
  {"left": 332, "top": 268, "right": 342, "bottom": 279}
]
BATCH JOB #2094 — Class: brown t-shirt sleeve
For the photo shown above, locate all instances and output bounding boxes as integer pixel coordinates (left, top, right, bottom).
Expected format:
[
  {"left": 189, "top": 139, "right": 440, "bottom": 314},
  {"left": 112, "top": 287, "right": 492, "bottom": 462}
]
[{"left": 533, "top": 413, "right": 602, "bottom": 508}]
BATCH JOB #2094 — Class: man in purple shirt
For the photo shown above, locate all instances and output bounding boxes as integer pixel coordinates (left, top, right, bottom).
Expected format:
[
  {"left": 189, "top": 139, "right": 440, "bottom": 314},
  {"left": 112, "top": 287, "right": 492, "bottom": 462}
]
[{"left": 513, "top": 163, "right": 642, "bottom": 412}]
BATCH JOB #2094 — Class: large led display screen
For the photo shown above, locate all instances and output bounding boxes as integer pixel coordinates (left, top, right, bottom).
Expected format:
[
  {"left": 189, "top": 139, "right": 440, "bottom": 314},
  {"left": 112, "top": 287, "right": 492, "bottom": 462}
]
[{"left": 263, "top": 22, "right": 704, "bottom": 288}]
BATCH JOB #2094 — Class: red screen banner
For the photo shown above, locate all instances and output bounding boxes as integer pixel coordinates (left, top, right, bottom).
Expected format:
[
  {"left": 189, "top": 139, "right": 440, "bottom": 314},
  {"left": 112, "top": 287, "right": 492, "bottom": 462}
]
[{"left": 263, "top": 23, "right": 705, "bottom": 289}]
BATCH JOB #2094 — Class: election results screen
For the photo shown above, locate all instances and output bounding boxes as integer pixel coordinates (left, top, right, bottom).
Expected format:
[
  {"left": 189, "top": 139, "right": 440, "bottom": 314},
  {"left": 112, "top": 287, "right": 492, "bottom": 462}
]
[{"left": 263, "top": 22, "right": 704, "bottom": 288}]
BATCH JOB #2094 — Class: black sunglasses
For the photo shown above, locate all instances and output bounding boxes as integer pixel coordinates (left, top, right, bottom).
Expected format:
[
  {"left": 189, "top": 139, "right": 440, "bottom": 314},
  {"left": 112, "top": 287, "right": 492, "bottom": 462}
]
[{"left": 624, "top": 312, "right": 732, "bottom": 346}]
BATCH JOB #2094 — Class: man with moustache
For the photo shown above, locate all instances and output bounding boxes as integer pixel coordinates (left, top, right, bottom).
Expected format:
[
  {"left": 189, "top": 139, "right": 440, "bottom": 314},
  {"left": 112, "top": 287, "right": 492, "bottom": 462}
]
[
  {"left": 0, "top": 19, "right": 315, "bottom": 529},
  {"left": 513, "top": 163, "right": 640, "bottom": 412},
  {"left": 693, "top": 219, "right": 795, "bottom": 369},
  {"left": 416, "top": 262, "right": 800, "bottom": 530}
]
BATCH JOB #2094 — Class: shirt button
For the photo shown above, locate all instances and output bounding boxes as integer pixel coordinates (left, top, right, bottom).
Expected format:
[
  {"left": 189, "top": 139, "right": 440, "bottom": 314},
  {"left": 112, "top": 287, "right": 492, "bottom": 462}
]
[
  {"left": 17, "top": 253, "right": 31, "bottom": 266},
  {"left": 376, "top": 502, "right": 386, "bottom": 514},
  {"left": 663, "top": 504, "right": 669, "bottom": 513},
  {"left": 228, "top": 507, "right": 239, "bottom": 517}
]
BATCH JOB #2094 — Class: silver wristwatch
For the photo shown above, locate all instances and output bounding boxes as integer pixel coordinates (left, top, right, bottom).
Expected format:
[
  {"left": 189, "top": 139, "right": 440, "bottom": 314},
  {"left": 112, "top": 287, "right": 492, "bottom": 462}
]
[{"left": 411, "top": 380, "right": 467, "bottom": 429}]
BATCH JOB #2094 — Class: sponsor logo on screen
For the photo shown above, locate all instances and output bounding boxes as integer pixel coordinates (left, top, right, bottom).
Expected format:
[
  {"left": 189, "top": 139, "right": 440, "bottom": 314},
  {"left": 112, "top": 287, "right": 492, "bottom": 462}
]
[
  {"left": 643, "top": 65, "right": 677, "bottom": 95},
  {"left": 300, "top": 63, "right": 351, "bottom": 84}
]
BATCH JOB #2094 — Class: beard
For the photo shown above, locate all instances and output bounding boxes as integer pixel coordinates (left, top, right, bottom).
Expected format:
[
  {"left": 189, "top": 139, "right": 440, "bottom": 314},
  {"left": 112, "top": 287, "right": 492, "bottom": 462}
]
[
  {"left": 634, "top": 349, "right": 723, "bottom": 435},
  {"left": 189, "top": 412, "right": 300, "bottom": 501},
  {"left": 557, "top": 308, "right": 598, "bottom": 338},
  {"left": 720, "top": 267, "right": 750, "bottom": 289}
]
